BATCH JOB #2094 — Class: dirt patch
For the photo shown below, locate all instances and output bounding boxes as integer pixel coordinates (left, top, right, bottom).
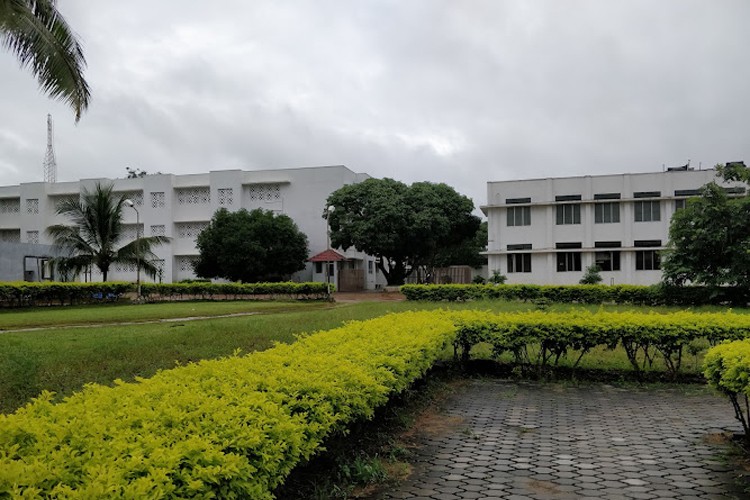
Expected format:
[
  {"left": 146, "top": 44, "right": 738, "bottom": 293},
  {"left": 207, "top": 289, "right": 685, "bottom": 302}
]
[
  {"left": 526, "top": 479, "right": 562, "bottom": 494},
  {"left": 334, "top": 292, "right": 406, "bottom": 302}
]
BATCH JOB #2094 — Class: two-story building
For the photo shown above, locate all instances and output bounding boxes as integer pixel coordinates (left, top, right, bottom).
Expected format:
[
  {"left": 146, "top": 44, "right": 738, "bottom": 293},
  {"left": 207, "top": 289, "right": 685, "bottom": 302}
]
[{"left": 482, "top": 167, "right": 745, "bottom": 285}]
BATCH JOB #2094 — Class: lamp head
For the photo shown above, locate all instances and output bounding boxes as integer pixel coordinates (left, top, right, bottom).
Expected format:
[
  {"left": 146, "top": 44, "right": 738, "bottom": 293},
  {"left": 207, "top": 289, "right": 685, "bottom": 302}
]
[{"left": 123, "top": 199, "right": 134, "bottom": 207}]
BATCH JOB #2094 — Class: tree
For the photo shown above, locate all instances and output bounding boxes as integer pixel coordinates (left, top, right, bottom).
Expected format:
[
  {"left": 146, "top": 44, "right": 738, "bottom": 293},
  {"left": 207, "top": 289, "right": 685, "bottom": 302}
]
[
  {"left": 432, "top": 220, "right": 488, "bottom": 269},
  {"left": 662, "top": 181, "right": 750, "bottom": 290},
  {"left": 47, "top": 183, "right": 168, "bottom": 281},
  {"left": 579, "top": 264, "right": 603, "bottom": 285},
  {"left": 194, "top": 208, "right": 309, "bottom": 282},
  {"left": 325, "top": 178, "right": 481, "bottom": 285},
  {"left": 1, "top": 0, "right": 90, "bottom": 121}
]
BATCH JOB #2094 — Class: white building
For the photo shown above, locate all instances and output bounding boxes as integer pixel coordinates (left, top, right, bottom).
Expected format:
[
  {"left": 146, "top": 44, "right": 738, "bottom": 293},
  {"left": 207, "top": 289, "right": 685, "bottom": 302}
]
[
  {"left": 482, "top": 167, "right": 745, "bottom": 286},
  {"left": 0, "top": 165, "right": 387, "bottom": 290}
]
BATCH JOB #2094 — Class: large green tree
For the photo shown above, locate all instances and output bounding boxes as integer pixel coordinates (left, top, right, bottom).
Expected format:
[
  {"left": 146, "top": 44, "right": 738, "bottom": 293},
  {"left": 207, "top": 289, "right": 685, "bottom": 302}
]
[
  {"left": 1, "top": 0, "right": 90, "bottom": 120},
  {"left": 47, "top": 183, "right": 168, "bottom": 281},
  {"left": 325, "top": 178, "right": 481, "bottom": 285},
  {"left": 432, "top": 220, "right": 488, "bottom": 269},
  {"left": 663, "top": 165, "right": 750, "bottom": 291},
  {"left": 194, "top": 208, "right": 309, "bottom": 282}
]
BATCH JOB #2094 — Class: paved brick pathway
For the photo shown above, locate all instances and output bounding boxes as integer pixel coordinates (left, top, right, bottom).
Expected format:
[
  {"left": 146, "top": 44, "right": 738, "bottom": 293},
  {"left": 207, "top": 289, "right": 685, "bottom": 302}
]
[{"left": 381, "top": 380, "right": 745, "bottom": 499}]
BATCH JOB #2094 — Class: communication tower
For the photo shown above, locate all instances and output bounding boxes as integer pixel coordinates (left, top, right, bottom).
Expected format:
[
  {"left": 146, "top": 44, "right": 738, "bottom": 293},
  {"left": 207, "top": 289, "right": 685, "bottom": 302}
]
[{"left": 43, "top": 114, "right": 57, "bottom": 183}]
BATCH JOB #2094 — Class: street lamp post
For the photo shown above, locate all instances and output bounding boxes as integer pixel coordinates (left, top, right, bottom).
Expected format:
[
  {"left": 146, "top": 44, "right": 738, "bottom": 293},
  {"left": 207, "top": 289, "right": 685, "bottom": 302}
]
[{"left": 124, "top": 199, "right": 141, "bottom": 300}]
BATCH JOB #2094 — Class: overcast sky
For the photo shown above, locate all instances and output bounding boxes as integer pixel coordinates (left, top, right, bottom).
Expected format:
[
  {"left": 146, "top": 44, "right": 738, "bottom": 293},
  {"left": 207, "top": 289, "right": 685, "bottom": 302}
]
[{"left": 1, "top": 1, "right": 748, "bottom": 209}]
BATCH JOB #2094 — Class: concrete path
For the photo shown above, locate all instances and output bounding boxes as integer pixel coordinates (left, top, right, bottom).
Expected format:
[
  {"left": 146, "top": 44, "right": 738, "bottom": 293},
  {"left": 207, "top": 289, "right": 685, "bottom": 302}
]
[{"left": 381, "top": 380, "right": 745, "bottom": 499}]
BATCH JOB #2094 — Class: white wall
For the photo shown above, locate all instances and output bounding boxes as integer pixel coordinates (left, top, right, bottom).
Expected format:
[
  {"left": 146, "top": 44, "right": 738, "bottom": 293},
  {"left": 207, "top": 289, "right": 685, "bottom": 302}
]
[
  {"left": 0, "top": 165, "right": 388, "bottom": 288},
  {"left": 484, "top": 168, "right": 743, "bottom": 286}
]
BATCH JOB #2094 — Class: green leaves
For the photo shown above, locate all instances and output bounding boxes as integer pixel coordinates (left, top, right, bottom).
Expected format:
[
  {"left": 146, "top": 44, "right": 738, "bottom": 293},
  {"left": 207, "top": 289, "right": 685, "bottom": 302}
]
[
  {"left": 325, "top": 179, "right": 480, "bottom": 285},
  {"left": 0, "top": 0, "right": 90, "bottom": 121},
  {"left": 0, "top": 310, "right": 459, "bottom": 497},
  {"left": 194, "top": 208, "right": 309, "bottom": 283},
  {"left": 47, "top": 183, "right": 168, "bottom": 282},
  {"left": 664, "top": 180, "right": 750, "bottom": 292}
]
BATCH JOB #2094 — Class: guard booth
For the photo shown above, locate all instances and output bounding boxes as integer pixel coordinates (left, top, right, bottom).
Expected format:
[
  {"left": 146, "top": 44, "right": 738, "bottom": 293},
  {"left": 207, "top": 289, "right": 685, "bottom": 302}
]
[{"left": 308, "top": 249, "right": 365, "bottom": 292}]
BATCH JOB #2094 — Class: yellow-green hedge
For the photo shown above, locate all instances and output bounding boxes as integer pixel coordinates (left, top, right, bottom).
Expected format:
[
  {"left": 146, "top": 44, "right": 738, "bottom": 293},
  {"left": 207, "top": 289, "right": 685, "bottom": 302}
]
[
  {"left": 703, "top": 339, "right": 750, "bottom": 437},
  {"left": 0, "top": 310, "right": 463, "bottom": 498},
  {"left": 453, "top": 309, "right": 750, "bottom": 376}
]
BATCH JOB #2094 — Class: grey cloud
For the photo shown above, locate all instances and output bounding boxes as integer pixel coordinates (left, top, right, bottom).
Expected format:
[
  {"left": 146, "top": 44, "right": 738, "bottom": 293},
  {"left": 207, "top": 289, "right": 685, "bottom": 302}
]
[{"left": 1, "top": 0, "right": 749, "bottom": 209}]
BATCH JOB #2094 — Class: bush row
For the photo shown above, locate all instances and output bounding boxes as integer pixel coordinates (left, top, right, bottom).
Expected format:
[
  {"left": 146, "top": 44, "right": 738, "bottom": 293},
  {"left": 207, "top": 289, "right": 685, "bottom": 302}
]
[
  {"left": 401, "top": 283, "right": 749, "bottom": 306},
  {"left": 453, "top": 309, "right": 750, "bottom": 378},
  {"left": 704, "top": 340, "right": 750, "bottom": 439},
  {"left": 0, "top": 310, "right": 460, "bottom": 498},
  {"left": 140, "top": 282, "right": 331, "bottom": 301},
  {"left": 0, "top": 282, "right": 133, "bottom": 308},
  {"left": 0, "top": 281, "right": 331, "bottom": 308}
]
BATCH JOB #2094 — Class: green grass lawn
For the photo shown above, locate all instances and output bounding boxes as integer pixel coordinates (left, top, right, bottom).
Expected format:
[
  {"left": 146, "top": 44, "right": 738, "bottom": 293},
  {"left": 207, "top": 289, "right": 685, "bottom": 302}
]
[{"left": 0, "top": 298, "right": 734, "bottom": 414}]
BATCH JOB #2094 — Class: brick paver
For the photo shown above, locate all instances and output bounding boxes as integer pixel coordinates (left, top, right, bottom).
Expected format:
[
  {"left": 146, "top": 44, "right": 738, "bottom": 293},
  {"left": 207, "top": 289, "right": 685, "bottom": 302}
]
[{"left": 380, "top": 380, "right": 744, "bottom": 499}]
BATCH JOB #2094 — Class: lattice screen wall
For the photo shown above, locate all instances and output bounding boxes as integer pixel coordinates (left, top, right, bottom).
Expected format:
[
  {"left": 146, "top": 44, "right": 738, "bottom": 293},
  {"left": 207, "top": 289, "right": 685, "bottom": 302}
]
[
  {"left": 150, "top": 225, "right": 166, "bottom": 236},
  {"left": 121, "top": 224, "right": 144, "bottom": 242},
  {"left": 151, "top": 192, "right": 165, "bottom": 209},
  {"left": 176, "top": 187, "right": 210, "bottom": 205},
  {"left": 245, "top": 184, "right": 281, "bottom": 202},
  {"left": 175, "top": 255, "right": 197, "bottom": 272},
  {"left": 51, "top": 195, "right": 78, "bottom": 212},
  {"left": 25, "top": 199, "right": 39, "bottom": 214},
  {"left": 0, "top": 230, "right": 20, "bottom": 242},
  {"left": 218, "top": 188, "right": 234, "bottom": 206},
  {"left": 113, "top": 262, "right": 137, "bottom": 273},
  {"left": 26, "top": 231, "right": 39, "bottom": 244},
  {"left": 176, "top": 222, "right": 208, "bottom": 239},
  {"left": 116, "top": 191, "right": 143, "bottom": 207},
  {"left": 0, "top": 198, "right": 19, "bottom": 214}
]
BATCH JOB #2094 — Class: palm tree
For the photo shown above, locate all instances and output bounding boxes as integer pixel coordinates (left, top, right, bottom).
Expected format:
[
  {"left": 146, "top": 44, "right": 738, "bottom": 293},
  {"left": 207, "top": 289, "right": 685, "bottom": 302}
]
[
  {"left": 0, "top": 0, "right": 90, "bottom": 121},
  {"left": 48, "top": 183, "right": 168, "bottom": 282}
]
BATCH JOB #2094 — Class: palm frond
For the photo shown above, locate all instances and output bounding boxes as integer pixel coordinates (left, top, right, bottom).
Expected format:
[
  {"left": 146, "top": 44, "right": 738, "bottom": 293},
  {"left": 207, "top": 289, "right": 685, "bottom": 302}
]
[{"left": 0, "top": 0, "right": 90, "bottom": 120}]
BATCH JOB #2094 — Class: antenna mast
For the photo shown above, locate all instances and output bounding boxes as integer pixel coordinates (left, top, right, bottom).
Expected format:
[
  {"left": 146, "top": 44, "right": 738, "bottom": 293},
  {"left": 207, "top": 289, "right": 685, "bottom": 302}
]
[{"left": 43, "top": 114, "right": 57, "bottom": 183}]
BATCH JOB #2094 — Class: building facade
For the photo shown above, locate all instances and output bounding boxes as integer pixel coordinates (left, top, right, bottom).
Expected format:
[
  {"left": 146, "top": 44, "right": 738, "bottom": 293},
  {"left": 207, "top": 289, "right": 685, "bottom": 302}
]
[
  {"left": 482, "top": 168, "right": 744, "bottom": 285},
  {"left": 0, "top": 165, "right": 387, "bottom": 289}
]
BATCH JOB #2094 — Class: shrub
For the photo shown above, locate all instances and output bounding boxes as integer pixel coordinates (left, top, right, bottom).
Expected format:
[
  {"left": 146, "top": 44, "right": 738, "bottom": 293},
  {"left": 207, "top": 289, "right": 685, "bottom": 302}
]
[
  {"left": 704, "top": 339, "right": 750, "bottom": 440},
  {"left": 400, "top": 283, "right": 749, "bottom": 307},
  {"left": 0, "top": 311, "right": 460, "bottom": 498}
]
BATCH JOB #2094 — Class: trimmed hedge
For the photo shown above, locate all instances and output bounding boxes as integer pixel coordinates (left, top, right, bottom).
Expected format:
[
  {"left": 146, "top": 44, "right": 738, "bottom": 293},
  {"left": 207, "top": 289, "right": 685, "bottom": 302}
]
[
  {"left": 401, "top": 283, "right": 750, "bottom": 306},
  {"left": 0, "top": 282, "right": 133, "bottom": 308},
  {"left": 2, "top": 308, "right": 745, "bottom": 496},
  {"left": 140, "top": 282, "right": 330, "bottom": 302},
  {"left": 0, "top": 310, "right": 460, "bottom": 498},
  {"left": 0, "top": 282, "right": 330, "bottom": 308},
  {"left": 453, "top": 309, "right": 750, "bottom": 378},
  {"left": 704, "top": 340, "right": 750, "bottom": 439}
]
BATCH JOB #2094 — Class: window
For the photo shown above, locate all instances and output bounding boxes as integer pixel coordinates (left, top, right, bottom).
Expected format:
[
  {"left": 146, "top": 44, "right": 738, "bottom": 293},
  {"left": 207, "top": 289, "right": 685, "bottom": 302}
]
[
  {"left": 634, "top": 240, "right": 661, "bottom": 271},
  {"left": 368, "top": 260, "right": 374, "bottom": 274},
  {"left": 594, "top": 202, "right": 620, "bottom": 223},
  {"left": 507, "top": 253, "right": 531, "bottom": 273},
  {"left": 594, "top": 241, "right": 621, "bottom": 271},
  {"left": 634, "top": 200, "right": 660, "bottom": 222},
  {"left": 674, "top": 199, "right": 686, "bottom": 211},
  {"left": 636, "top": 250, "right": 660, "bottom": 270},
  {"left": 315, "top": 262, "right": 323, "bottom": 274},
  {"left": 556, "top": 204, "right": 581, "bottom": 225},
  {"left": 507, "top": 206, "right": 531, "bottom": 226},
  {"left": 595, "top": 251, "right": 620, "bottom": 271},
  {"left": 557, "top": 252, "right": 581, "bottom": 272}
]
